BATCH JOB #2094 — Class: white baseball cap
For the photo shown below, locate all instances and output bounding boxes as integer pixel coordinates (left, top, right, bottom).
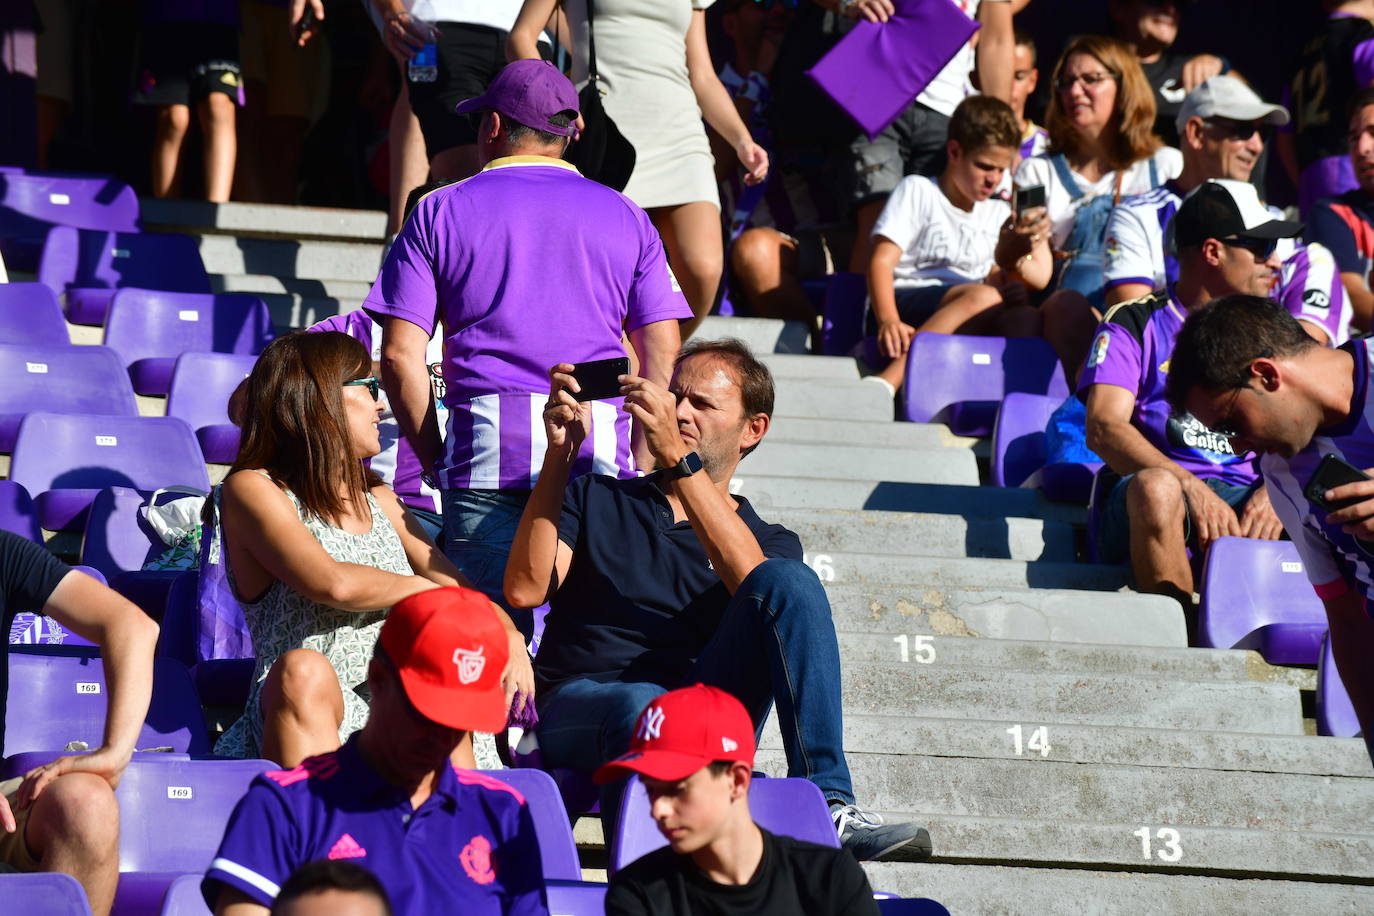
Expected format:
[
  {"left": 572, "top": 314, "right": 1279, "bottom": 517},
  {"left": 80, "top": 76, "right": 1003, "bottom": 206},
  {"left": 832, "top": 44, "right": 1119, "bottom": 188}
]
[{"left": 1175, "top": 75, "right": 1290, "bottom": 137}]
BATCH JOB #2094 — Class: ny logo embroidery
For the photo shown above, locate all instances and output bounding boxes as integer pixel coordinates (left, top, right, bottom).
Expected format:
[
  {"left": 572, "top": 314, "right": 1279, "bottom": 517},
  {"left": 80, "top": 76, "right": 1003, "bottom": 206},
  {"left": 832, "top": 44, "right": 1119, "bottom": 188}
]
[
  {"left": 453, "top": 646, "right": 486, "bottom": 685},
  {"left": 637, "top": 706, "right": 665, "bottom": 741}
]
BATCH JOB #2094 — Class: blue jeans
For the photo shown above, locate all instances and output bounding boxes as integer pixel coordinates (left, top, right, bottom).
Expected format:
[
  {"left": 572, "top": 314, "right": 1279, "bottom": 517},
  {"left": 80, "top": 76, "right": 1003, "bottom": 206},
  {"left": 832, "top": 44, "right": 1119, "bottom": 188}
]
[
  {"left": 536, "top": 558, "right": 855, "bottom": 830},
  {"left": 442, "top": 488, "right": 533, "bottom": 638}
]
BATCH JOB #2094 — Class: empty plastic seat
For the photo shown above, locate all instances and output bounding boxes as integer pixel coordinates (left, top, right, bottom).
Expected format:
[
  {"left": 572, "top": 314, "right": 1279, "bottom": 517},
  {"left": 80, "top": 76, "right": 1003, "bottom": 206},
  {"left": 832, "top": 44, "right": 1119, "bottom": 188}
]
[
  {"left": 1198, "top": 538, "right": 1327, "bottom": 665},
  {"left": 103, "top": 290, "right": 272, "bottom": 396},
  {"left": 166, "top": 352, "right": 260, "bottom": 462},
  {"left": 37, "top": 227, "right": 211, "bottom": 326},
  {"left": 4, "top": 654, "right": 210, "bottom": 758},
  {"left": 0, "top": 172, "right": 140, "bottom": 272},
  {"left": 0, "top": 282, "right": 69, "bottom": 345},
  {"left": 9, "top": 412, "right": 208, "bottom": 531},
  {"left": 610, "top": 776, "right": 837, "bottom": 873},
  {"left": 1317, "top": 631, "right": 1360, "bottom": 738},
  {"left": 991, "top": 392, "right": 1101, "bottom": 502},
  {"left": 0, "top": 872, "right": 93, "bottom": 915},
  {"left": 157, "top": 874, "right": 210, "bottom": 916},
  {"left": 478, "top": 768, "right": 581, "bottom": 880},
  {"left": 902, "top": 334, "right": 1069, "bottom": 436},
  {"left": 545, "top": 880, "right": 608, "bottom": 916},
  {"left": 0, "top": 480, "right": 41, "bottom": 542},
  {"left": 819, "top": 272, "right": 868, "bottom": 356},
  {"left": 0, "top": 344, "right": 138, "bottom": 451}
]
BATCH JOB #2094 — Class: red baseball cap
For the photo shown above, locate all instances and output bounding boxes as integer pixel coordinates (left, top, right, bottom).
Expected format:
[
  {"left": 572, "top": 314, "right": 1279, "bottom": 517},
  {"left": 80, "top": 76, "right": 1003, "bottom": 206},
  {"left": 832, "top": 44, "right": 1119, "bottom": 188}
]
[
  {"left": 593, "top": 684, "right": 756, "bottom": 785},
  {"left": 379, "top": 587, "right": 510, "bottom": 734}
]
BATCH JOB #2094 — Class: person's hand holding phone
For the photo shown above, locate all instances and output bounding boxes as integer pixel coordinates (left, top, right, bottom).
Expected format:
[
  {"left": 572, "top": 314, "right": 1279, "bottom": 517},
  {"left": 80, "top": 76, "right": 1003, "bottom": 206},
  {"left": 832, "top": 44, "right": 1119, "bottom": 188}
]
[
  {"left": 543, "top": 364, "right": 592, "bottom": 456},
  {"left": 1319, "top": 469, "right": 1374, "bottom": 537},
  {"left": 619, "top": 375, "right": 688, "bottom": 469}
]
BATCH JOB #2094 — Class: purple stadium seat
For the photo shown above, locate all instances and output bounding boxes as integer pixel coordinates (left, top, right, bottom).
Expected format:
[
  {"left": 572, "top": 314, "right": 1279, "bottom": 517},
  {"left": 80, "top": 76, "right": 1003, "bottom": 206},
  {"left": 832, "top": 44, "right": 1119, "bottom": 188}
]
[
  {"left": 610, "top": 775, "right": 837, "bottom": 873},
  {"left": 477, "top": 768, "right": 581, "bottom": 880},
  {"left": 877, "top": 899, "right": 952, "bottom": 915},
  {"left": 158, "top": 874, "right": 211, "bottom": 916},
  {"left": 820, "top": 272, "right": 868, "bottom": 356},
  {"left": 8, "top": 412, "right": 209, "bottom": 531},
  {"left": 0, "top": 172, "right": 140, "bottom": 272},
  {"left": 4, "top": 653, "right": 211, "bottom": 758},
  {"left": 0, "top": 343, "right": 138, "bottom": 452},
  {"left": 37, "top": 227, "right": 211, "bottom": 326},
  {"left": 79, "top": 486, "right": 167, "bottom": 579},
  {"left": 166, "top": 352, "right": 260, "bottom": 462},
  {"left": 0, "top": 872, "right": 93, "bottom": 915},
  {"left": 991, "top": 392, "right": 1057, "bottom": 487},
  {"left": 1198, "top": 538, "right": 1327, "bottom": 665},
  {"left": 1317, "top": 631, "right": 1360, "bottom": 738},
  {"left": 902, "top": 334, "right": 1069, "bottom": 436},
  {"left": 103, "top": 290, "right": 272, "bottom": 396},
  {"left": 0, "top": 282, "right": 69, "bottom": 345},
  {"left": 157, "top": 569, "right": 256, "bottom": 708},
  {"left": 0, "top": 480, "right": 41, "bottom": 542},
  {"left": 546, "top": 880, "right": 608, "bottom": 916}
]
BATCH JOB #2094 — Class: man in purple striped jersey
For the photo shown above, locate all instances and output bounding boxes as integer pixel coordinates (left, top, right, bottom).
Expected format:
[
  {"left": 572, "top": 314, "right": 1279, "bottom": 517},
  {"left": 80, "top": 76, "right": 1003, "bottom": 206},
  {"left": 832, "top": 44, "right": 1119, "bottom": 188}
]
[
  {"left": 1166, "top": 295, "right": 1374, "bottom": 761},
  {"left": 363, "top": 60, "right": 690, "bottom": 638}
]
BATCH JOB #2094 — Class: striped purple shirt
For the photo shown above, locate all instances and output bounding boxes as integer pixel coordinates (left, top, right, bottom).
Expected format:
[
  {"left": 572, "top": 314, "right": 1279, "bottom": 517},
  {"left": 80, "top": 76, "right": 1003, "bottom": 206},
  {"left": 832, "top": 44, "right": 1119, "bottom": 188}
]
[
  {"left": 1274, "top": 241, "right": 1354, "bottom": 346},
  {"left": 362, "top": 156, "right": 691, "bottom": 491}
]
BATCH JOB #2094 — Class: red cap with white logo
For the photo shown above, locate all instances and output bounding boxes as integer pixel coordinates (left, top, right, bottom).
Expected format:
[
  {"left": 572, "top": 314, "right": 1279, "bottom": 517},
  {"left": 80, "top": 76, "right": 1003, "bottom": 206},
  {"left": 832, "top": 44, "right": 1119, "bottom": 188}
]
[
  {"left": 593, "top": 684, "right": 756, "bottom": 784},
  {"left": 380, "top": 587, "right": 510, "bottom": 734}
]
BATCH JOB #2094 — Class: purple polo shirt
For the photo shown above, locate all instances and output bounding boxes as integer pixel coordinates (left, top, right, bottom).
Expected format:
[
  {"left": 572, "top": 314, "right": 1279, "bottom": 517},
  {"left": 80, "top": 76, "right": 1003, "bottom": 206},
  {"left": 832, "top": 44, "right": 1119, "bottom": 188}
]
[
  {"left": 362, "top": 156, "right": 691, "bottom": 491},
  {"left": 1077, "top": 289, "right": 1258, "bottom": 487},
  {"left": 203, "top": 737, "right": 548, "bottom": 915}
]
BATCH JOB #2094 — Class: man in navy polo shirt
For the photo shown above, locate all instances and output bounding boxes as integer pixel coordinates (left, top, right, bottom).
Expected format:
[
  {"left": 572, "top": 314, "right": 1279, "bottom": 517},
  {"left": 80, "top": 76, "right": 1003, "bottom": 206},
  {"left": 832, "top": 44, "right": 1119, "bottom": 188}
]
[
  {"left": 504, "top": 339, "right": 930, "bottom": 864},
  {"left": 204, "top": 587, "right": 547, "bottom": 916}
]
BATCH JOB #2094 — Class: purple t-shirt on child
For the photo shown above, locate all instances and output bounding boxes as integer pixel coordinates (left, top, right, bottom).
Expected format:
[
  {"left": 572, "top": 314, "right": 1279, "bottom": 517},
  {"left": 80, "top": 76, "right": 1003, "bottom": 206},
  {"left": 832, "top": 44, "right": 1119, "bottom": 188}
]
[
  {"left": 202, "top": 737, "right": 548, "bottom": 915},
  {"left": 362, "top": 156, "right": 691, "bottom": 491},
  {"left": 1077, "top": 289, "right": 1259, "bottom": 486}
]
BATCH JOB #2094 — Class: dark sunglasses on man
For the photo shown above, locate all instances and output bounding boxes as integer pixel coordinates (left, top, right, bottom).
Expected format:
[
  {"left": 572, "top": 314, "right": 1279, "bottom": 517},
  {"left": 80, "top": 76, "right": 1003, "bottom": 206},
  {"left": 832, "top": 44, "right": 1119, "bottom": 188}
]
[
  {"left": 1204, "top": 118, "right": 1273, "bottom": 144},
  {"left": 1221, "top": 236, "right": 1280, "bottom": 260}
]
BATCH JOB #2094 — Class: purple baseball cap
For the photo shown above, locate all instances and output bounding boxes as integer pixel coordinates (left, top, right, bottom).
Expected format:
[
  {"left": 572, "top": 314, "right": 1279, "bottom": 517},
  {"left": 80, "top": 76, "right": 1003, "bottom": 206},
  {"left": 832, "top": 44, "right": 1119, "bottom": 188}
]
[{"left": 454, "top": 60, "right": 579, "bottom": 137}]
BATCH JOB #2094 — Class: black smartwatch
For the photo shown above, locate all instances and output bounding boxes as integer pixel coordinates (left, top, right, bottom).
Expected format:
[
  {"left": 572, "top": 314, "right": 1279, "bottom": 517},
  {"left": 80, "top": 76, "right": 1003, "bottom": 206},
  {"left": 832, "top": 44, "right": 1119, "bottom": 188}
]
[{"left": 661, "top": 451, "right": 703, "bottom": 481}]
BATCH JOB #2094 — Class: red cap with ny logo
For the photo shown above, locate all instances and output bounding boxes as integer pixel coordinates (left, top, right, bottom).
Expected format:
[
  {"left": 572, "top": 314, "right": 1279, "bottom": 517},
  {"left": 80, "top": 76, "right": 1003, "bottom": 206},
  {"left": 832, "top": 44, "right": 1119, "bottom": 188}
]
[{"left": 593, "top": 684, "right": 756, "bottom": 784}]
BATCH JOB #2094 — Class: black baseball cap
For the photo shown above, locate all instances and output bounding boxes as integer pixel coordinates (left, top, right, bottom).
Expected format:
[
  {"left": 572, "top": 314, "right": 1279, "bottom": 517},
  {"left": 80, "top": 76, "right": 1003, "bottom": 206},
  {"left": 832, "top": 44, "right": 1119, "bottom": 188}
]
[{"left": 1172, "top": 179, "right": 1302, "bottom": 249}]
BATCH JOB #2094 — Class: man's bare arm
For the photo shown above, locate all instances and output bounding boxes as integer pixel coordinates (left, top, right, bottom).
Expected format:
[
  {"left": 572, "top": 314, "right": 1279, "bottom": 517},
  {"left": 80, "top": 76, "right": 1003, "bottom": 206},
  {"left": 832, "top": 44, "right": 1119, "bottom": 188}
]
[{"left": 380, "top": 316, "right": 443, "bottom": 474}]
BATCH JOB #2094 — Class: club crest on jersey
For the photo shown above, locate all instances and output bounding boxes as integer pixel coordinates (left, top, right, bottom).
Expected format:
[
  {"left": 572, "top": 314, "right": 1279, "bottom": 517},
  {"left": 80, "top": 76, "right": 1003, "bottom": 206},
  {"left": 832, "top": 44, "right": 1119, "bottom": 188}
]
[
  {"left": 453, "top": 646, "right": 486, "bottom": 685},
  {"left": 637, "top": 706, "right": 665, "bottom": 742},
  {"left": 1087, "top": 331, "right": 1111, "bottom": 369},
  {"left": 460, "top": 835, "right": 496, "bottom": 885}
]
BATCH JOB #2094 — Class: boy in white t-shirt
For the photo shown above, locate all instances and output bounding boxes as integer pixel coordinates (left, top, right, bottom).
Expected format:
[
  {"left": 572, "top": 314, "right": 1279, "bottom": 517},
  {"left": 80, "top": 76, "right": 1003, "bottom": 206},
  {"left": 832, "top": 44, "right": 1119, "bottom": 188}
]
[{"left": 865, "top": 95, "right": 1030, "bottom": 391}]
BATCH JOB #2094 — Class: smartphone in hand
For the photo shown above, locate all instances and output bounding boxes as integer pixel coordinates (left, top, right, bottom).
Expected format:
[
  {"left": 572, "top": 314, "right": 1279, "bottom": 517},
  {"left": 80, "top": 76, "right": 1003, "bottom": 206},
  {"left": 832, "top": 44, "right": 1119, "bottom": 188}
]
[
  {"left": 1304, "top": 453, "right": 1372, "bottom": 512},
  {"left": 570, "top": 357, "right": 630, "bottom": 402},
  {"left": 1014, "top": 184, "right": 1046, "bottom": 215}
]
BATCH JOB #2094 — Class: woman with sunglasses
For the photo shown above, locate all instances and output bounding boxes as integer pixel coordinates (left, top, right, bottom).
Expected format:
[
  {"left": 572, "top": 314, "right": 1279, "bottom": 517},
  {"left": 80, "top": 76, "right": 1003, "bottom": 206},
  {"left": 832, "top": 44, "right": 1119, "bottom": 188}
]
[
  {"left": 214, "top": 331, "right": 533, "bottom": 768},
  {"left": 1003, "top": 35, "right": 1181, "bottom": 377}
]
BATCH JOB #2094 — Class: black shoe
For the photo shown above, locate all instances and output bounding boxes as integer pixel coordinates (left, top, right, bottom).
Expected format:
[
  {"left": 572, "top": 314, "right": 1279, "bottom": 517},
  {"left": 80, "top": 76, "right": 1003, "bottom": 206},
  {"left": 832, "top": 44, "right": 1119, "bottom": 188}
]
[{"left": 831, "top": 804, "right": 933, "bottom": 863}]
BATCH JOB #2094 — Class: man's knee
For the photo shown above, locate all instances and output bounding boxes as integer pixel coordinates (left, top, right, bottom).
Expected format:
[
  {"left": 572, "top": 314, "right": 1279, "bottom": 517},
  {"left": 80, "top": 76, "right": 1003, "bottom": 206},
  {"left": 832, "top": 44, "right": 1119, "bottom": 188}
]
[
  {"left": 1126, "top": 468, "right": 1187, "bottom": 531},
  {"left": 157, "top": 104, "right": 190, "bottom": 134},
  {"left": 731, "top": 228, "right": 784, "bottom": 277},
  {"left": 28, "top": 772, "right": 118, "bottom": 858},
  {"left": 1040, "top": 289, "right": 1093, "bottom": 326},
  {"left": 740, "top": 558, "right": 825, "bottom": 603}
]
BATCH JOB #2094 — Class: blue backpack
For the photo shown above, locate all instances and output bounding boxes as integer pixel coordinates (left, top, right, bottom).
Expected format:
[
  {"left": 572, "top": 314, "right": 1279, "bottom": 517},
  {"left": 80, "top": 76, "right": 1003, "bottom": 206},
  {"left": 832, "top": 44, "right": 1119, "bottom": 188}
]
[{"left": 1050, "top": 154, "right": 1160, "bottom": 308}]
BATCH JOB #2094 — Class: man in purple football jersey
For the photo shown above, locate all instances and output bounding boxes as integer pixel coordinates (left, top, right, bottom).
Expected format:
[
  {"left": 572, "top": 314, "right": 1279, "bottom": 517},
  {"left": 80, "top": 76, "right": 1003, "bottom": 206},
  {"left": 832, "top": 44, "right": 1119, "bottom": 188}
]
[
  {"left": 363, "top": 60, "right": 690, "bottom": 638},
  {"left": 1082, "top": 180, "right": 1302, "bottom": 607}
]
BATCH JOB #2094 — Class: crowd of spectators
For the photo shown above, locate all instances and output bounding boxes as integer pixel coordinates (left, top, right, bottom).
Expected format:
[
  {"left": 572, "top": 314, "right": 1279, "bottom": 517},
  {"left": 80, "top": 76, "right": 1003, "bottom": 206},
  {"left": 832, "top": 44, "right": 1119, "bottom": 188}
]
[{"left": 10, "top": 1, "right": 1374, "bottom": 914}]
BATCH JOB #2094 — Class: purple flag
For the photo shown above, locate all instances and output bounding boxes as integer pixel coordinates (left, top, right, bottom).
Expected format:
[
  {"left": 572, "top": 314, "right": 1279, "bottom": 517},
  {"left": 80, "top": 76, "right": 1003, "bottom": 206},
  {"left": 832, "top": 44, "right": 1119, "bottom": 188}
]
[{"left": 807, "top": 0, "right": 979, "bottom": 141}]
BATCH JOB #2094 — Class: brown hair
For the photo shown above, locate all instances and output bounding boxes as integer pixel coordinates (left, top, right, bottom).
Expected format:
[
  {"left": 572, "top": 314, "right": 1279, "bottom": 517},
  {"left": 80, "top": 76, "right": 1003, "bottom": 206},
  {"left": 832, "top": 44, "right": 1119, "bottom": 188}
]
[
  {"left": 229, "top": 330, "right": 380, "bottom": 523},
  {"left": 948, "top": 95, "right": 1021, "bottom": 153},
  {"left": 1044, "top": 35, "right": 1162, "bottom": 170},
  {"left": 675, "top": 338, "right": 774, "bottom": 458}
]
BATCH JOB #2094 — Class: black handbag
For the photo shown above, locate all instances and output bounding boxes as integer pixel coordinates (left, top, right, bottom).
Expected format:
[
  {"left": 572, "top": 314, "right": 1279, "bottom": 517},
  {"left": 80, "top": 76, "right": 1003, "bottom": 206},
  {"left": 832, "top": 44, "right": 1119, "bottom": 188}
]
[{"left": 562, "top": 0, "right": 636, "bottom": 192}]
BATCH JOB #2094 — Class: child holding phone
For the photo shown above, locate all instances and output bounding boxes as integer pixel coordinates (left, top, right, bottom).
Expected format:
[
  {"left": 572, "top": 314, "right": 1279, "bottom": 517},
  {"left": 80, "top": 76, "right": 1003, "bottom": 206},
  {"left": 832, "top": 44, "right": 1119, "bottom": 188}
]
[{"left": 864, "top": 95, "right": 1048, "bottom": 393}]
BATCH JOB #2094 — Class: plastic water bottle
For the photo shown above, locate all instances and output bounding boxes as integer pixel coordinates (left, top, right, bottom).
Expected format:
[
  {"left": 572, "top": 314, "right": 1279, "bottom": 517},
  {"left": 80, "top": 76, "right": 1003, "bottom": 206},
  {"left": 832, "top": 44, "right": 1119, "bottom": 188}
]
[{"left": 408, "top": 0, "right": 438, "bottom": 83}]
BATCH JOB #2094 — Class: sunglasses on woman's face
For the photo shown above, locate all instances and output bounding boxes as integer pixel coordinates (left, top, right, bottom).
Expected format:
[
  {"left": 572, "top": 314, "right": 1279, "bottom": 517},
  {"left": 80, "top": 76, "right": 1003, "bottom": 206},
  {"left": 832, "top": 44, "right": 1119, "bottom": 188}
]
[{"left": 344, "top": 377, "right": 381, "bottom": 401}]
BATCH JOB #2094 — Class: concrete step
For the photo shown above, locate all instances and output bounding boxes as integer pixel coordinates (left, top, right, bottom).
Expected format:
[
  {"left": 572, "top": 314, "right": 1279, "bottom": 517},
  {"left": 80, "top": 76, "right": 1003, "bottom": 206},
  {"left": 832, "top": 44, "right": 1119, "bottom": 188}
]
[
  {"left": 757, "top": 353, "right": 860, "bottom": 379},
  {"left": 862, "top": 863, "right": 1374, "bottom": 914},
  {"left": 734, "top": 477, "right": 1088, "bottom": 524},
  {"left": 818, "top": 552, "right": 1128, "bottom": 591},
  {"left": 833, "top": 662, "right": 1302, "bottom": 733},
  {"left": 209, "top": 274, "right": 365, "bottom": 329},
  {"left": 770, "top": 507, "right": 1075, "bottom": 563},
  {"left": 776, "top": 752, "right": 1372, "bottom": 837},
  {"left": 142, "top": 197, "right": 387, "bottom": 243},
  {"left": 772, "top": 378, "right": 893, "bottom": 422},
  {"left": 862, "top": 815, "right": 1374, "bottom": 881},
  {"left": 829, "top": 632, "right": 1307, "bottom": 686},
  {"left": 764, "top": 417, "right": 973, "bottom": 450},
  {"left": 694, "top": 316, "right": 810, "bottom": 354},
  {"left": 196, "top": 235, "right": 384, "bottom": 285},
  {"left": 822, "top": 583, "right": 1186, "bottom": 646},
  {"left": 746, "top": 442, "right": 979, "bottom": 486}
]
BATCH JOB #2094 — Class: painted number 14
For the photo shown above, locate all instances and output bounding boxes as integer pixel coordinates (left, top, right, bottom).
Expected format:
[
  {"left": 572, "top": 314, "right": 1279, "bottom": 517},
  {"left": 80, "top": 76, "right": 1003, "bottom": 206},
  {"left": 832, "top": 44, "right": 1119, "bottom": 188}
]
[{"left": 1006, "top": 724, "right": 1051, "bottom": 757}]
